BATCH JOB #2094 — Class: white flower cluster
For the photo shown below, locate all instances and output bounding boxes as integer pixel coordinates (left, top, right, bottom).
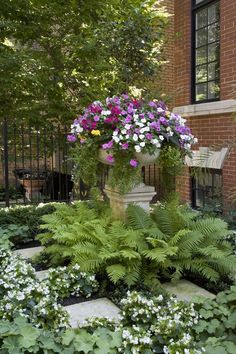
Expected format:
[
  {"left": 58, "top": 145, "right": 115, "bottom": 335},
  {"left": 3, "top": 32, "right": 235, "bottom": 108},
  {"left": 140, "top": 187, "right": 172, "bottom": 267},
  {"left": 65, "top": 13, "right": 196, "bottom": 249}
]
[
  {"left": 118, "top": 291, "right": 203, "bottom": 354},
  {"left": 43, "top": 264, "right": 98, "bottom": 299},
  {"left": 0, "top": 250, "right": 98, "bottom": 330}
]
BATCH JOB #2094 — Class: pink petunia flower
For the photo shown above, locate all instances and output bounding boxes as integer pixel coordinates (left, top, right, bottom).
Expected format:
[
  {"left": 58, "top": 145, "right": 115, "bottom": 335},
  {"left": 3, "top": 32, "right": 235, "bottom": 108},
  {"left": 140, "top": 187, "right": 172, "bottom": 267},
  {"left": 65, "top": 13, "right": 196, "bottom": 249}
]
[
  {"left": 106, "top": 155, "right": 115, "bottom": 163},
  {"left": 130, "top": 159, "right": 138, "bottom": 168}
]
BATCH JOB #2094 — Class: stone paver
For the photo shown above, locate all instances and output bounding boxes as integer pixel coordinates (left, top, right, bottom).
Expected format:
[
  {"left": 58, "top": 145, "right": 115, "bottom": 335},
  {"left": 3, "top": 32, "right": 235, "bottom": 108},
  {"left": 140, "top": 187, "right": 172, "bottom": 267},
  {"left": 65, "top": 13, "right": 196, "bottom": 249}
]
[
  {"left": 163, "top": 279, "right": 215, "bottom": 301},
  {"left": 35, "top": 269, "right": 49, "bottom": 280},
  {"left": 13, "top": 246, "right": 44, "bottom": 259},
  {"left": 65, "top": 297, "right": 120, "bottom": 328}
]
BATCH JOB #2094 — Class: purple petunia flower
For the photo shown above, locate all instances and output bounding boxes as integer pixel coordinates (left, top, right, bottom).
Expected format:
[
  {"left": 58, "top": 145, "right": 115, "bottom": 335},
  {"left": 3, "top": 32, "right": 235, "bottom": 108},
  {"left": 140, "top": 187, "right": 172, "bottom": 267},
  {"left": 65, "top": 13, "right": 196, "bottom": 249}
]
[
  {"left": 67, "top": 135, "right": 77, "bottom": 142},
  {"left": 145, "top": 133, "right": 153, "bottom": 140},
  {"left": 130, "top": 159, "right": 138, "bottom": 168}
]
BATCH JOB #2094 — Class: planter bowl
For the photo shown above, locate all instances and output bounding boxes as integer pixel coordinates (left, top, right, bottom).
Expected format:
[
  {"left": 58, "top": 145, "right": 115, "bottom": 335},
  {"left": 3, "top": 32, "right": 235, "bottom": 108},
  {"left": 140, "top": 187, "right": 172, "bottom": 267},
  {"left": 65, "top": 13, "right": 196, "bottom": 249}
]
[
  {"left": 98, "top": 149, "right": 114, "bottom": 165},
  {"left": 135, "top": 150, "right": 160, "bottom": 165}
]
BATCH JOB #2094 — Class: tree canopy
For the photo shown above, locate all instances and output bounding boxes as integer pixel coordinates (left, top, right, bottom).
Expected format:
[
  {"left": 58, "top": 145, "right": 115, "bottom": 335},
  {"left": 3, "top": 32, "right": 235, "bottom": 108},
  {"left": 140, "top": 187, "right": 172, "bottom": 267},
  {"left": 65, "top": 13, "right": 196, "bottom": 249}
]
[{"left": 0, "top": 0, "right": 169, "bottom": 124}]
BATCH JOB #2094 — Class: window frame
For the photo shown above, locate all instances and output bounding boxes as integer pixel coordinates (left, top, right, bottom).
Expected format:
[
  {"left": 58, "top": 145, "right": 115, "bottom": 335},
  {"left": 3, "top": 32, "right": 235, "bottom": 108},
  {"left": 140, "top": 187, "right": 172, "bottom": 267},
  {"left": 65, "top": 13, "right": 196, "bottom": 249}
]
[
  {"left": 191, "top": 0, "right": 220, "bottom": 104},
  {"left": 191, "top": 168, "right": 223, "bottom": 212}
]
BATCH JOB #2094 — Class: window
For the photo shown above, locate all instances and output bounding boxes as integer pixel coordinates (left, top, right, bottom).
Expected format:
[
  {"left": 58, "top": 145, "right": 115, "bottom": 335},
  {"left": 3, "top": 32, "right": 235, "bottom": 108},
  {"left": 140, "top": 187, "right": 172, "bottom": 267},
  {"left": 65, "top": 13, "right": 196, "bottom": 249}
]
[
  {"left": 191, "top": 168, "right": 222, "bottom": 213},
  {"left": 192, "top": 0, "right": 220, "bottom": 103}
]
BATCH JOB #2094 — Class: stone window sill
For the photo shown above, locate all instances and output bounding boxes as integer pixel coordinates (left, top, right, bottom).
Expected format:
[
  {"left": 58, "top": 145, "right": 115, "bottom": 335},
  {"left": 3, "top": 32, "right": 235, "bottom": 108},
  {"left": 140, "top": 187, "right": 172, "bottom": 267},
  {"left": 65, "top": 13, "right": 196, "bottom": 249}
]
[{"left": 173, "top": 99, "right": 236, "bottom": 117}]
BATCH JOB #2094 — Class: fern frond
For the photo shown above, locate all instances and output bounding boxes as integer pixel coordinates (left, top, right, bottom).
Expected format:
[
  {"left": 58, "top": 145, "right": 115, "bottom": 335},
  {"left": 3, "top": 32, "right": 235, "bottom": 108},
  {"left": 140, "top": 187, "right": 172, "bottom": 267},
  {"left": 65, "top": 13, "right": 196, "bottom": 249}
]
[
  {"left": 106, "top": 264, "right": 126, "bottom": 283},
  {"left": 126, "top": 205, "right": 153, "bottom": 229}
]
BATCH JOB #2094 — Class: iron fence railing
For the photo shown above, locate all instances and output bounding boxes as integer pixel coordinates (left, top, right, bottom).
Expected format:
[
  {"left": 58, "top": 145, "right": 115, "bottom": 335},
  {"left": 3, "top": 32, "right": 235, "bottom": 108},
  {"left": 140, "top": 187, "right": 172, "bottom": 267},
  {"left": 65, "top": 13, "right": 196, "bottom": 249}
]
[
  {"left": 0, "top": 118, "right": 80, "bottom": 207},
  {"left": 1, "top": 118, "right": 162, "bottom": 208}
]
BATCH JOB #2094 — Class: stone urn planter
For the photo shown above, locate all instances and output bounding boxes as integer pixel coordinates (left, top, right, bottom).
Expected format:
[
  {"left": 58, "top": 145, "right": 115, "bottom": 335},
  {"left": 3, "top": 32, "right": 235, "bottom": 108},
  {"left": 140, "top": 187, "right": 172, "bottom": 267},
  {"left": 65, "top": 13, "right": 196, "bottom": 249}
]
[
  {"left": 20, "top": 179, "right": 45, "bottom": 201},
  {"left": 98, "top": 149, "right": 114, "bottom": 165},
  {"left": 135, "top": 150, "right": 160, "bottom": 165}
]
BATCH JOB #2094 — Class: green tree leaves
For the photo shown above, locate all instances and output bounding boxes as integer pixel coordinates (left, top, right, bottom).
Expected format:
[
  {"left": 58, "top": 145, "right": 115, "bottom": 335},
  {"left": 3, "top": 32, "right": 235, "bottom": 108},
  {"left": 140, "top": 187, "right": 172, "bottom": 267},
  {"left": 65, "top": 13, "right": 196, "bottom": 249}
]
[{"left": 0, "top": 0, "right": 168, "bottom": 124}]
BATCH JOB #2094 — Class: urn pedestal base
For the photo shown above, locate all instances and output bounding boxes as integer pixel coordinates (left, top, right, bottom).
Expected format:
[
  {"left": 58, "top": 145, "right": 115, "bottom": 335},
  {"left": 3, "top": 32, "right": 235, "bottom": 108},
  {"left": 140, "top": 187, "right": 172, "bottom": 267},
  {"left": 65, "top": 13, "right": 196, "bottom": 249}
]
[{"left": 104, "top": 183, "right": 156, "bottom": 220}]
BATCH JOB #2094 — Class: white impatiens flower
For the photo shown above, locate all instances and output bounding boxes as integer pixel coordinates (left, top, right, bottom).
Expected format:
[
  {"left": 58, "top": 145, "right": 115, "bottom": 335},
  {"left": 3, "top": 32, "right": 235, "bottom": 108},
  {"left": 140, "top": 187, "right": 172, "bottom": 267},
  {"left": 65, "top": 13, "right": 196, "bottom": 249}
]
[
  {"left": 140, "top": 142, "right": 145, "bottom": 148},
  {"left": 135, "top": 145, "right": 141, "bottom": 153},
  {"left": 133, "top": 134, "right": 138, "bottom": 142},
  {"left": 101, "top": 110, "right": 111, "bottom": 115},
  {"left": 139, "top": 134, "right": 145, "bottom": 140}
]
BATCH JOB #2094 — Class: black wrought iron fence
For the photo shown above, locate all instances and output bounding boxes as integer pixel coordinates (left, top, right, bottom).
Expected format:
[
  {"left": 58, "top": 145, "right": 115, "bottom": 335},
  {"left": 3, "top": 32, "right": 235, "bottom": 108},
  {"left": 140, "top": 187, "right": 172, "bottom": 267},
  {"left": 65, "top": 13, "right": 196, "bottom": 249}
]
[
  {"left": 0, "top": 118, "right": 78, "bottom": 207},
  {"left": 1, "top": 118, "right": 162, "bottom": 208}
]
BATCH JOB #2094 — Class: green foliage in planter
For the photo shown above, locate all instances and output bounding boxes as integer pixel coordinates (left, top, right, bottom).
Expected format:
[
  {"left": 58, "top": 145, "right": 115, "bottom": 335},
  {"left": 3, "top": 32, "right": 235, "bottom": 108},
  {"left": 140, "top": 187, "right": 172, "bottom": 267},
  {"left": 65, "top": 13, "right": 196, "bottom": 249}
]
[
  {"left": 193, "top": 286, "right": 236, "bottom": 354},
  {"left": 0, "top": 316, "right": 122, "bottom": 354},
  {"left": 38, "top": 200, "right": 236, "bottom": 287}
]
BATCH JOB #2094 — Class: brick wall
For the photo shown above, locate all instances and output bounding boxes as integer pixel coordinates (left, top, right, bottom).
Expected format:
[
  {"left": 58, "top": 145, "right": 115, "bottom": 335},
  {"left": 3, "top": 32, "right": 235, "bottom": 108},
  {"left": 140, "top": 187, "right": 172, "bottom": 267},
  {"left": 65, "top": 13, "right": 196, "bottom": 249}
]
[
  {"left": 173, "top": 0, "right": 236, "bottom": 214},
  {"left": 220, "top": 0, "right": 236, "bottom": 100},
  {"left": 159, "top": 0, "right": 175, "bottom": 105},
  {"left": 174, "top": 0, "right": 191, "bottom": 107}
]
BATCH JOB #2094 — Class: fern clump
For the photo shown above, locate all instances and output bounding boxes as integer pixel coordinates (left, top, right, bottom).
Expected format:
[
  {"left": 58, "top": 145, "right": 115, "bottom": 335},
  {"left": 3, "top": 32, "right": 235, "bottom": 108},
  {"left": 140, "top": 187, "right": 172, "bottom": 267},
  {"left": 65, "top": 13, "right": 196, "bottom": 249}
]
[
  {"left": 127, "top": 201, "right": 236, "bottom": 283},
  {"left": 38, "top": 200, "right": 236, "bottom": 287}
]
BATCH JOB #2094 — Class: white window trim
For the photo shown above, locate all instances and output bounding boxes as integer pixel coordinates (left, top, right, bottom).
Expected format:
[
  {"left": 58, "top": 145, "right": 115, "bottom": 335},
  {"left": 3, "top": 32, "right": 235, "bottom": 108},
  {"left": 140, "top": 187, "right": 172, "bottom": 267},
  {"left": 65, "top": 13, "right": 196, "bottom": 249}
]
[{"left": 173, "top": 99, "right": 236, "bottom": 117}]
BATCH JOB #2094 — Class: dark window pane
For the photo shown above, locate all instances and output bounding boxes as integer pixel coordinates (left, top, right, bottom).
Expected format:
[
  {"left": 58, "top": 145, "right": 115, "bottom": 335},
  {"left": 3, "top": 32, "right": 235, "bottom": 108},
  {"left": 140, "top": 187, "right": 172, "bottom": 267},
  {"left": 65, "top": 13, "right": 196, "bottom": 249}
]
[
  {"left": 208, "top": 42, "right": 219, "bottom": 61},
  {"left": 196, "top": 83, "right": 207, "bottom": 101},
  {"left": 208, "top": 81, "right": 220, "bottom": 99},
  {"left": 196, "top": 8, "right": 207, "bottom": 29},
  {"left": 196, "top": 64, "right": 207, "bottom": 83},
  {"left": 196, "top": 46, "right": 207, "bottom": 65},
  {"left": 208, "top": 23, "right": 220, "bottom": 43},
  {"left": 196, "top": 27, "right": 208, "bottom": 47},
  {"left": 208, "top": 3, "right": 220, "bottom": 25}
]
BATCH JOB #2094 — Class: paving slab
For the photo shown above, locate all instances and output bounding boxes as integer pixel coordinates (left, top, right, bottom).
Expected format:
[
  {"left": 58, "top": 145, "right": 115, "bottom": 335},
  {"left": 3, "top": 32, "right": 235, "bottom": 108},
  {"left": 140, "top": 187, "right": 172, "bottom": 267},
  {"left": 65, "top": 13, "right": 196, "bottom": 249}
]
[
  {"left": 13, "top": 246, "right": 44, "bottom": 259},
  {"left": 163, "top": 279, "right": 215, "bottom": 301},
  {"left": 64, "top": 297, "right": 120, "bottom": 328},
  {"left": 35, "top": 269, "right": 49, "bottom": 280}
]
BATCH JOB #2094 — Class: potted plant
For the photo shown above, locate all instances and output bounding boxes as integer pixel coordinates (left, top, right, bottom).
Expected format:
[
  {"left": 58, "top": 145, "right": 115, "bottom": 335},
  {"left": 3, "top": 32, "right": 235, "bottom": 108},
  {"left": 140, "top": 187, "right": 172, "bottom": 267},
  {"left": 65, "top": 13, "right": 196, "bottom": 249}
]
[
  {"left": 18, "top": 170, "right": 46, "bottom": 201},
  {"left": 68, "top": 94, "right": 197, "bottom": 193}
]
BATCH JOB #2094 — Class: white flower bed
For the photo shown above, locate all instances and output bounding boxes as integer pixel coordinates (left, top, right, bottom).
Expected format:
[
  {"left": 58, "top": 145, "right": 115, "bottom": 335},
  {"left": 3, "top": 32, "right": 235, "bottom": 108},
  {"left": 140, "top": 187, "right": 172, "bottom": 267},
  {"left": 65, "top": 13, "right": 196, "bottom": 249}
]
[{"left": 0, "top": 249, "right": 98, "bottom": 330}]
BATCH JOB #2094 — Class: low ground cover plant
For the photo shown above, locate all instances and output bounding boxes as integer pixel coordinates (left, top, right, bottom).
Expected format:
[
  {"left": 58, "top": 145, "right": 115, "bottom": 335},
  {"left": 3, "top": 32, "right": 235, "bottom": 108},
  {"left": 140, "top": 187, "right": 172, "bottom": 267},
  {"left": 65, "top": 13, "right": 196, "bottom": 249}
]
[
  {"left": 0, "top": 249, "right": 98, "bottom": 330},
  {"left": 0, "top": 203, "right": 57, "bottom": 246},
  {"left": 193, "top": 286, "right": 236, "bottom": 354},
  {"left": 38, "top": 200, "right": 236, "bottom": 287}
]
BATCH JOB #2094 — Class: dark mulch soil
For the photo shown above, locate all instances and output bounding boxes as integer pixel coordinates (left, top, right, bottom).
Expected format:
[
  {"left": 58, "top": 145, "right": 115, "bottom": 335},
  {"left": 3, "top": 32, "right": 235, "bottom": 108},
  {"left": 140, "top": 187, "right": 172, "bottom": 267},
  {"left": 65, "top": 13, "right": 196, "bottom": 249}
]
[
  {"left": 185, "top": 272, "right": 233, "bottom": 294},
  {"left": 60, "top": 295, "right": 100, "bottom": 306},
  {"left": 14, "top": 240, "right": 41, "bottom": 250}
]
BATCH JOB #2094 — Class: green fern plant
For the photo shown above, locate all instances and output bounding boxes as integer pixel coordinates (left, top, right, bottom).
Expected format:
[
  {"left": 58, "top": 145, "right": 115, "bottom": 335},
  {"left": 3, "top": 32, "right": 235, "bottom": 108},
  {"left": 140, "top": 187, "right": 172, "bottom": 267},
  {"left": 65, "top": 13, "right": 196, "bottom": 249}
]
[
  {"left": 126, "top": 201, "right": 236, "bottom": 282},
  {"left": 38, "top": 200, "right": 236, "bottom": 287}
]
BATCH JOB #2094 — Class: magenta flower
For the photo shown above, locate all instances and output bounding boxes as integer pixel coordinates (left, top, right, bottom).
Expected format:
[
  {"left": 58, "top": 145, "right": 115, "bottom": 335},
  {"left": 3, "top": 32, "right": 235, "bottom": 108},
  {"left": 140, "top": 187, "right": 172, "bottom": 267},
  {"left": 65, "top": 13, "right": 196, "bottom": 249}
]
[
  {"left": 111, "top": 106, "right": 122, "bottom": 115},
  {"left": 94, "top": 115, "right": 100, "bottom": 122},
  {"left": 121, "top": 143, "right": 129, "bottom": 150},
  {"left": 67, "top": 135, "right": 77, "bottom": 142},
  {"left": 146, "top": 133, "right": 153, "bottom": 140},
  {"left": 130, "top": 159, "right": 138, "bottom": 168},
  {"left": 102, "top": 140, "right": 113, "bottom": 150},
  {"left": 106, "top": 155, "right": 114, "bottom": 163}
]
